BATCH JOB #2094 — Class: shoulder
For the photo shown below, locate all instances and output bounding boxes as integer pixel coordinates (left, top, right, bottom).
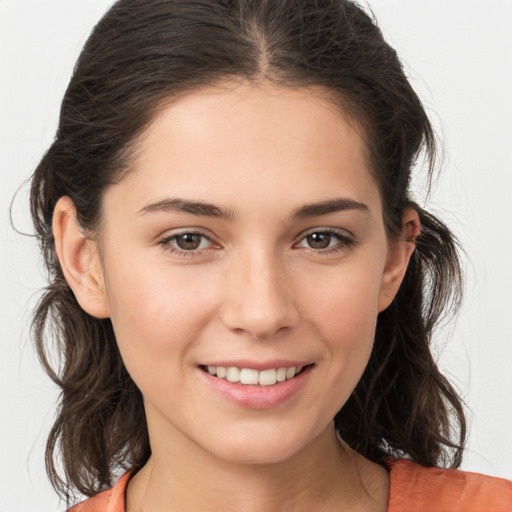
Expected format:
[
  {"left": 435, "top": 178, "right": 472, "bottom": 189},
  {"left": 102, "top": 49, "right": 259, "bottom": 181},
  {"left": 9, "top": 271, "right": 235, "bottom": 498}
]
[
  {"left": 387, "top": 459, "right": 512, "bottom": 512},
  {"left": 67, "top": 472, "right": 131, "bottom": 512}
]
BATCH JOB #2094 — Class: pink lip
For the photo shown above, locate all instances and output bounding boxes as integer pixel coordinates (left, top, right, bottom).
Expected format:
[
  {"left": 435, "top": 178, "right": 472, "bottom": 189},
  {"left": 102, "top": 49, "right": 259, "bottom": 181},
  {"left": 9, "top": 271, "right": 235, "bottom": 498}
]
[{"left": 199, "top": 364, "right": 313, "bottom": 410}]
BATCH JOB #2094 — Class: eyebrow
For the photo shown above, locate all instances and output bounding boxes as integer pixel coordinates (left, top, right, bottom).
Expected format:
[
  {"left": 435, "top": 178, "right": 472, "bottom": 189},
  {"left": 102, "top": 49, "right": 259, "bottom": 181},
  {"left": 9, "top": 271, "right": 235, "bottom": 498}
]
[
  {"left": 138, "top": 198, "right": 234, "bottom": 218},
  {"left": 293, "top": 198, "right": 369, "bottom": 218},
  {"left": 138, "top": 196, "right": 369, "bottom": 219}
]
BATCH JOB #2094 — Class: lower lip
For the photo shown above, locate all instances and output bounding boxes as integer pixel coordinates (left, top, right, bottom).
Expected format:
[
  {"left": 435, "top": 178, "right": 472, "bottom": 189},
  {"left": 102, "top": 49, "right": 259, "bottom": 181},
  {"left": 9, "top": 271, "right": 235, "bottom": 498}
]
[{"left": 199, "top": 366, "right": 313, "bottom": 410}]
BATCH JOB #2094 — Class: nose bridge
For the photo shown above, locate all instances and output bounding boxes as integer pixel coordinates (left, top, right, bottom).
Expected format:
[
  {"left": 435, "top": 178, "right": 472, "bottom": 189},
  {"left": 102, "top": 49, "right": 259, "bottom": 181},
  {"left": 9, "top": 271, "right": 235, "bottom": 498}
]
[{"left": 221, "top": 245, "right": 298, "bottom": 338}]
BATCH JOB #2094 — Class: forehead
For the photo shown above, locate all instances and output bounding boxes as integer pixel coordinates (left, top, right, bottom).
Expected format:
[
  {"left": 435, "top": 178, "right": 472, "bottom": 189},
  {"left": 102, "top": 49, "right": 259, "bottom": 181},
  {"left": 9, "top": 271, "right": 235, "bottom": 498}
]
[
  {"left": 156, "top": 81, "right": 365, "bottom": 142},
  {"left": 105, "top": 81, "right": 380, "bottom": 218},
  {"left": 131, "top": 80, "right": 370, "bottom": 163}
]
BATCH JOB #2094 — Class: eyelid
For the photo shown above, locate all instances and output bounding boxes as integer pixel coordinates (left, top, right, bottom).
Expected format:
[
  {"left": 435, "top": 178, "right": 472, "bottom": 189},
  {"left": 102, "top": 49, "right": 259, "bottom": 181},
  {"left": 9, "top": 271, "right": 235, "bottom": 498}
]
[
  {"left": 296, "top": 226, "right": 355, "bottom": 242},
  {"left": 157, "top": 226, "right": 216, "bottom": 242},
  {"left": 157, "top": 228, "right": 220, "bottom": 256},
  {"left": 293, "top": 227, "right": 356, "bottom": 252}
]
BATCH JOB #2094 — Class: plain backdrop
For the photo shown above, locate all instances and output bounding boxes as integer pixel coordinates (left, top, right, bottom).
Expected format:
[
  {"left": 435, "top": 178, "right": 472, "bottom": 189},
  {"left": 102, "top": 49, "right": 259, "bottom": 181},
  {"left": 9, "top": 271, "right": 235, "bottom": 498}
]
[{"left": 1, "top": 1, "right": 511, "bottom": 510}]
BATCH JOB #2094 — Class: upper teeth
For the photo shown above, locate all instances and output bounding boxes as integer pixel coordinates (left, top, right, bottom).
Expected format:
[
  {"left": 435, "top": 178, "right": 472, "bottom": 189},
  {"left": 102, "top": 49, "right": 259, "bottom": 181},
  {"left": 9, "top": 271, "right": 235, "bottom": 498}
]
[{"left": 207, "top": 366, "right": 302, "bottom": 386}]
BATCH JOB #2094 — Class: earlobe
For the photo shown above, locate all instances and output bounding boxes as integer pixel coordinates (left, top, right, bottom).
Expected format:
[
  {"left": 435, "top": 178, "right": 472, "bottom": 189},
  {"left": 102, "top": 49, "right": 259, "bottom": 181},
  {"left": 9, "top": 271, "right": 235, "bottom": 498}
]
[
  {"left": 377, "top": 208, "right": 421, "bottom": 312},
  {"left": 52, "top": 196, "right": 110, "bottom": 319}
]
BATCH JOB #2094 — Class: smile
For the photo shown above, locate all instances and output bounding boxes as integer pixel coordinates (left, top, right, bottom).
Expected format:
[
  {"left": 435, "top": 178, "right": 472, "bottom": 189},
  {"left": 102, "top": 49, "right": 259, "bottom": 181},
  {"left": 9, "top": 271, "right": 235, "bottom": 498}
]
[
  {"left": 199, "top": 363, "right": 313, "bottom": 409},
  {"left": 202, "top": 365, "right": 307, "bottom": 386}
]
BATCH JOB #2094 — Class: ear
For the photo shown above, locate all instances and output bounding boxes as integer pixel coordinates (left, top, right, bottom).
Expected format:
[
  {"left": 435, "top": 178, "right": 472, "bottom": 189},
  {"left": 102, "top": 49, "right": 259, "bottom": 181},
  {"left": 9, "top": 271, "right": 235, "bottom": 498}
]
[
  {"left": 52, "top": 196, "right": 110, "bottom": 319},
  {"left": 377, "top": 208, "right": 421, "bottom": 312}
]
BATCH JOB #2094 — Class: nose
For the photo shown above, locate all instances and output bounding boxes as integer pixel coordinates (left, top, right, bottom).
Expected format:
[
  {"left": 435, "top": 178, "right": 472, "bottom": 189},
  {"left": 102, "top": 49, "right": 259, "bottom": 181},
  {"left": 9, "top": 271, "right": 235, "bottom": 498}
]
[{"left": 220, "top": 249, "right": 299, "bottom": 339}]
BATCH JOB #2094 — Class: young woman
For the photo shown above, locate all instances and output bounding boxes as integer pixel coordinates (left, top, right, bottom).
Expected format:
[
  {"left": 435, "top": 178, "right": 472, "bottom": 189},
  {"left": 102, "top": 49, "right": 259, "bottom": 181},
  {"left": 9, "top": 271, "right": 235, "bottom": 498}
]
[{"left": 28, "top": 0, "right": 512, "bottom": 510}]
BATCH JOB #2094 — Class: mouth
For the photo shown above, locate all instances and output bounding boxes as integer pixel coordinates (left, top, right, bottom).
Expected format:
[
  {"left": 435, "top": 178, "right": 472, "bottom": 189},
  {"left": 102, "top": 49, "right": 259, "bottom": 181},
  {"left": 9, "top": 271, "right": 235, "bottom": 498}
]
[{"left": 199, "top": 364, "right": 312, "bottom": 386}]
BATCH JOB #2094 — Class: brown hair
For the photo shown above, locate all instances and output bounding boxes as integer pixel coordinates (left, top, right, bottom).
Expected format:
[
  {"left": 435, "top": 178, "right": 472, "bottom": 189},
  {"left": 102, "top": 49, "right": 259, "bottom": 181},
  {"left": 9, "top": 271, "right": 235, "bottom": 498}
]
[{"left": 30, "top": 0, "right": 465, "bottom": 502}]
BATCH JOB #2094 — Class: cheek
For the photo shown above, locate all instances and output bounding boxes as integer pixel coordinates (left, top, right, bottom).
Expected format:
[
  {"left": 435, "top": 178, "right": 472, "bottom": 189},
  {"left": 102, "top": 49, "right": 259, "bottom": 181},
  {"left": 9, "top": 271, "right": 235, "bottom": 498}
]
[
  {"left": 302, "top": 257, "right": 383, "bottom": 337},
  {"left": 102, "top": 258, "right": 218, "bottom": 385},
  {"left": 298, "top": 260, "right": 383, "bottom": 397}
]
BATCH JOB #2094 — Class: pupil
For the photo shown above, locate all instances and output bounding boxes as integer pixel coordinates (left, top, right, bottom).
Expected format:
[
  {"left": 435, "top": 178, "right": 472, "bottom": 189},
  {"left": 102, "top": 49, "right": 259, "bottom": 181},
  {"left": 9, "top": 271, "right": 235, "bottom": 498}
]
[
  {"left": 307, "top": 232, "right": 331, "bottom": 249},
  {"left": 177, "top": 233, "right": 201, "bottom": 250}
]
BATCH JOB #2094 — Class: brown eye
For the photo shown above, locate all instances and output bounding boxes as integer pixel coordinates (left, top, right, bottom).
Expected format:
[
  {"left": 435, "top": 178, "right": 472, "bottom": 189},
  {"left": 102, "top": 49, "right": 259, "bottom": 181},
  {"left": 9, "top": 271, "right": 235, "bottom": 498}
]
[
  {"left": 296, "top": 229, "right": 354, "bottom": 252},
  {"left": 175, "top": 233, "right": 204, "bottom": 250},
  {"left": 306, "top": 232, "right": 332, "bottom": 249},
  {"left": 158, "top": 231, "right": 215, "bottom": 255}
]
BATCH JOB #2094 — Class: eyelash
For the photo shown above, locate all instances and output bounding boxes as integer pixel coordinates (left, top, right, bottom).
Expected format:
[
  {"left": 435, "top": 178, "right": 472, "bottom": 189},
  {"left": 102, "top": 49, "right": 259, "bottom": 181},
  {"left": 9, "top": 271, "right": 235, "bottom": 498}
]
[
  {"left": 293, "top": 228, "right": 355, "bottom": 254},
  {"left": 157, "top": 228, "right": 355, "bottom": 257},
  {"left": 157, "top": 231, "right": 215, "bottom": 258}
]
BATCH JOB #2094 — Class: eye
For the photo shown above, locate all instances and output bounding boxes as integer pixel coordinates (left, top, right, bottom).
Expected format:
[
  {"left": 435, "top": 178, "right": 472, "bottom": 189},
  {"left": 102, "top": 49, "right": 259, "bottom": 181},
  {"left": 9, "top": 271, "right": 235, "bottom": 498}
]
[
  {"left": 173, "top": 233, "right": 209, "bottom": 250},
  {"left": 303, "top": 232, "right": 335, "bottom": 249},
  {"left": 158, "top": 231, "right": 214, "bottom": 253},
  {"left": 296, "top": 229, "right": 354, "bottom": 251}
]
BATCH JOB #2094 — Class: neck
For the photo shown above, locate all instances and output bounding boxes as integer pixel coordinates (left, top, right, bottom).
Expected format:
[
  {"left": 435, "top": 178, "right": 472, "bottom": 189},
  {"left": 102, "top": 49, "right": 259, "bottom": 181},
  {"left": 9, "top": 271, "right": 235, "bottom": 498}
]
[{"left": 127, "top": 423, "right": 389, "bottom": 512}]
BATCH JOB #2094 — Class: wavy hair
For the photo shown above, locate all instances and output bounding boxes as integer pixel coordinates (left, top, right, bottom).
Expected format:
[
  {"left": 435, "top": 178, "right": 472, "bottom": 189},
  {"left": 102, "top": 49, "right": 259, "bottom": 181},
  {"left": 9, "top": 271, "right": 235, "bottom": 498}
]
[{"left": 29, "top": 0, "right": 465, "bottom": 502}]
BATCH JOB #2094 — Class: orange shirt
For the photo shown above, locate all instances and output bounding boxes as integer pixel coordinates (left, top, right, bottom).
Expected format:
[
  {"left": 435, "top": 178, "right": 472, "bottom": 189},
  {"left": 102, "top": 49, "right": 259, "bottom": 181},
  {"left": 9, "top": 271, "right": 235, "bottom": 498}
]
[{"left": 69, "top": 459, "right": 512, "bottom": 512}]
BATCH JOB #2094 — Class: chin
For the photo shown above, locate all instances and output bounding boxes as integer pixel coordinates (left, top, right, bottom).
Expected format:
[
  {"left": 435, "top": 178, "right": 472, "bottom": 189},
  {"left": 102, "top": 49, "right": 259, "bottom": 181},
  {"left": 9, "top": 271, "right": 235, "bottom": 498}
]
[{"left": 201, "top": 422, "right": 325, "bottom": 466}]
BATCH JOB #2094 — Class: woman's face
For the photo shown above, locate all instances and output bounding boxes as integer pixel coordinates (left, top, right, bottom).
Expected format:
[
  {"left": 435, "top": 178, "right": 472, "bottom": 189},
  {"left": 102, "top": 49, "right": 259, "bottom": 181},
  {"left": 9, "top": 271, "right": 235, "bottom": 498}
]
[{"left": 91, "top": 81, "right": 410, "bottom": 464}]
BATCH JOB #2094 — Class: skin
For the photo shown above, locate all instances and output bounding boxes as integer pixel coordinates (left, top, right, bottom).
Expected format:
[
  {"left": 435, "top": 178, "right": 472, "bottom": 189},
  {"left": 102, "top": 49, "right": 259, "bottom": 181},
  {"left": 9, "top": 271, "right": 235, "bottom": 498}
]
[{"left": 53, "top": 80, "right": 419, "bottom": 511}]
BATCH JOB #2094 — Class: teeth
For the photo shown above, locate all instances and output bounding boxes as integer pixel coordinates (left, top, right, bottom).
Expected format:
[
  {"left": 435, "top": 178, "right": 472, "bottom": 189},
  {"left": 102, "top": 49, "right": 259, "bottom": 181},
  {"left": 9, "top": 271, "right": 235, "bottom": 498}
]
[
  {"left": 240, "top": 368, "right": 259, "bottom": 385},
  {"left": 286, "top": 367, "right": 297, "bottom": 379},
  {"left": 226, "top": 367, "right": 240, "bottom": 383},
  {"left": 276, "top": 367, "right": 287, "bottom": 382},
  {"left": 205, "top": 365, "right": 303, "bottom": 385},
  {"left": 259, "top": 369, "right": 277, "bottom": 386}
]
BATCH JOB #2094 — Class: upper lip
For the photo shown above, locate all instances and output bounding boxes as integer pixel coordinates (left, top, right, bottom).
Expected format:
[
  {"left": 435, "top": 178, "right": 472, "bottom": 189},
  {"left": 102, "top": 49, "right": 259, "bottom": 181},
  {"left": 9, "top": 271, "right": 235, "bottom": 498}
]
[{"left": 200, "top": 360, "right": 312, "bottom": 371}]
